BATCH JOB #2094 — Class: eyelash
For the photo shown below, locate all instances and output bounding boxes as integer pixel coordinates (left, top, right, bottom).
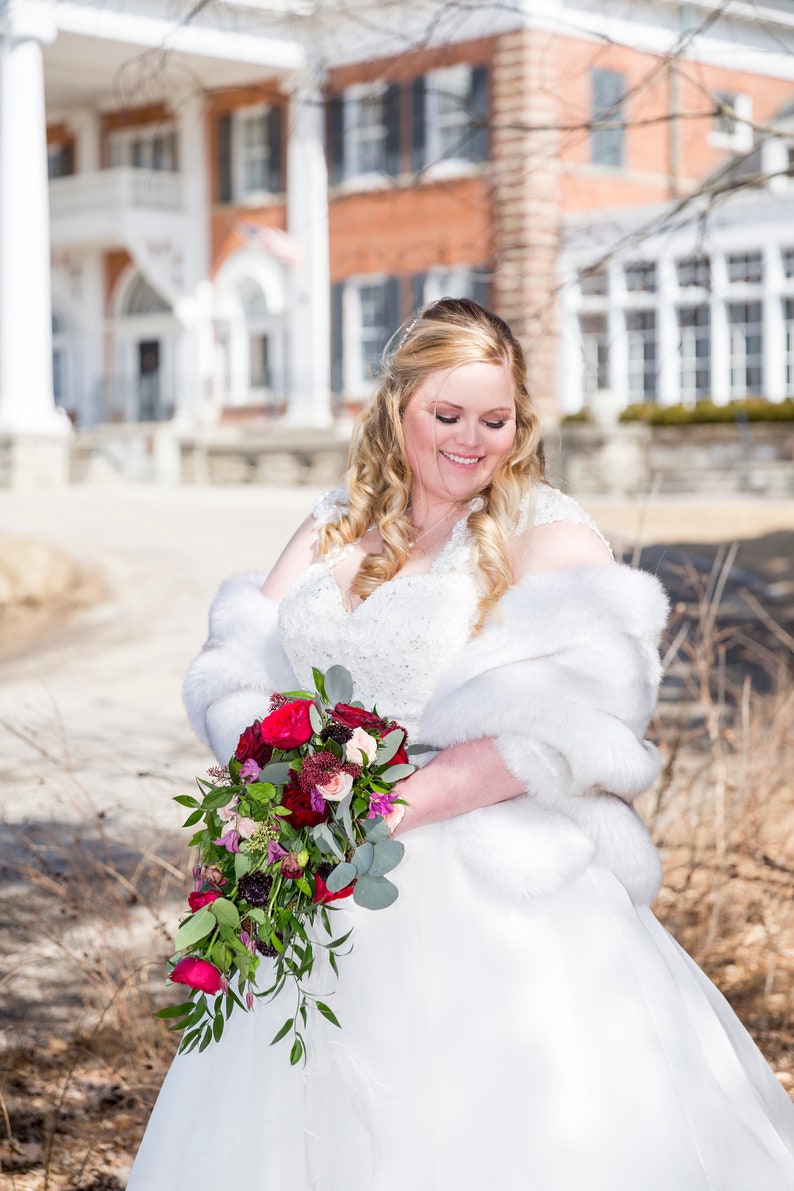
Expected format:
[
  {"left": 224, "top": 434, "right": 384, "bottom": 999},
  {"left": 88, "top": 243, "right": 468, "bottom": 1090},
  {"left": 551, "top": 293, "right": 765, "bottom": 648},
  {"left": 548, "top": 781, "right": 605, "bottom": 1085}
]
[{"left": 434, "top": 414, "right": 507, "bottom": 430}]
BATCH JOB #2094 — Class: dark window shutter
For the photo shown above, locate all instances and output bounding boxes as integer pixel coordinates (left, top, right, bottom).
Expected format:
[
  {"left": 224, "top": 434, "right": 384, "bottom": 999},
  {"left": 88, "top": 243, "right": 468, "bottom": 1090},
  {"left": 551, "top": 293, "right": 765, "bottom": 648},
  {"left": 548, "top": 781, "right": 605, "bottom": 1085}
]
[
  {"left": 468, "top": 66, "right": 489, "bottom": 163},
  {"left": 411, "top": 77, "right": 426, "bottom": 173},
  {"left": 471, "top": 271, "right": 491, "bottom": 309},
  {"left": 327, "top": 95, "right": 345, "bottom": 185},
  {"left": 62, "top": 142, "right": 75, "bottom": 176},
  {"left": 217, "top": 112, "right": 233, "bottom": 203},
  {"left": 411, "top": 273, "right": 427, "bottom": 313},
  {"left": 591, "top": 69, "right": 625, "bottom": 167},
  {"left": 267, "top": 105, "right": 284, "bottom": 193},
  {"left": 383, "top": 276, "right": 401, "bottom": 350},
  {"left": 384, "top": 84, "right": 401, "bottom": 177},
  {"left": 331, "top": 282, "right": 344, "bottom": 394}
]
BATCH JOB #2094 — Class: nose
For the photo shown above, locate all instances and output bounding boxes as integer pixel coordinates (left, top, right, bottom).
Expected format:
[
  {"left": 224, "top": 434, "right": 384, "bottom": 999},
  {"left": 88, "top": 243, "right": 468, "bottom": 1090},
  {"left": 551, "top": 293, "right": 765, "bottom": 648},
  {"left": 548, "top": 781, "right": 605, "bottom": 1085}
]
[{"left": 454, "top": 418, "right": 483, "bottom": 451}]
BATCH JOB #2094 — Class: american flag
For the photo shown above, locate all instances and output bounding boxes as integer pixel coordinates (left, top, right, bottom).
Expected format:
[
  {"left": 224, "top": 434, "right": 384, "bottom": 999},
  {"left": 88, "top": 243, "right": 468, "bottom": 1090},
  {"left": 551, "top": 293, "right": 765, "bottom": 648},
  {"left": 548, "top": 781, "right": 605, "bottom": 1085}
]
[{"left": 235, "top": 221, "right": 305, "bottom": 268}]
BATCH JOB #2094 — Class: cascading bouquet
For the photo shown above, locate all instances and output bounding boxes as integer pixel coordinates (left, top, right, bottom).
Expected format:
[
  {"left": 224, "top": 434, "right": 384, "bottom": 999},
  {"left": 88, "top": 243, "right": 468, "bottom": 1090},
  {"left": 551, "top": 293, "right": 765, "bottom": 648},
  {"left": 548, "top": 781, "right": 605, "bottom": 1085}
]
[{"left": 156, "top": 665, "right": 415, "bottom": 1065}]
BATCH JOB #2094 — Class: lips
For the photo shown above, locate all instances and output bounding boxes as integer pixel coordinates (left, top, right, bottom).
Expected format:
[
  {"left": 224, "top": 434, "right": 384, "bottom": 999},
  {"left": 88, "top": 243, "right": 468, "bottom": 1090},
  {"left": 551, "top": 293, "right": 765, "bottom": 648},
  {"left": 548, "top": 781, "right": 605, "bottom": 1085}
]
[{"left": 440, "top": 450, "right": 482, "bottom": 466}]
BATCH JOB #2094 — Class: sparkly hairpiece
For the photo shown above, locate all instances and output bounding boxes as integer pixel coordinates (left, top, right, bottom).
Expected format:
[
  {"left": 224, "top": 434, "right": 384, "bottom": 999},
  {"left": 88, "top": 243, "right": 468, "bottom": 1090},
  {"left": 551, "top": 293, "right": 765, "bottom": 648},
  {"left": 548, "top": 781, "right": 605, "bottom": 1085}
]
[{"left": 397, "top": 309, "right": 422, "bottom": 348}]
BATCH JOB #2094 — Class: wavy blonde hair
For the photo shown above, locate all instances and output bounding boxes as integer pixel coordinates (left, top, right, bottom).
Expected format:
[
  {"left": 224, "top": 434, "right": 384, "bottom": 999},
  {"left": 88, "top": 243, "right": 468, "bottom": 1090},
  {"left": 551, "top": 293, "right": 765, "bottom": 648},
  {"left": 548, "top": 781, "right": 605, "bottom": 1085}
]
[{"left": 319, "top": 297, "right": 545, "bottom": 633}]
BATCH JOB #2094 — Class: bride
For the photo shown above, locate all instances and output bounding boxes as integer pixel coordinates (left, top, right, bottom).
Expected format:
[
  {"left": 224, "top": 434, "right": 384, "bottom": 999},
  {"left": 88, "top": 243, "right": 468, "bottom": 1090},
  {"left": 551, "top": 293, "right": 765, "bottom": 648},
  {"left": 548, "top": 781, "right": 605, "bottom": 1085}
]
[{"left": 128, "top": 298, "right": 794, "bottom": 1189}]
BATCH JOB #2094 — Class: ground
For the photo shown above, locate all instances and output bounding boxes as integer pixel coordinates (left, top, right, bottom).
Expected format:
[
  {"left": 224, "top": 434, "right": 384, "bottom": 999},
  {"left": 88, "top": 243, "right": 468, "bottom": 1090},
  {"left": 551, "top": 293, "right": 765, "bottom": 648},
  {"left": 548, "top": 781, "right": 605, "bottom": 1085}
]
[{"left": 0, "top": 485, "right": 792, "bottom": 1190}]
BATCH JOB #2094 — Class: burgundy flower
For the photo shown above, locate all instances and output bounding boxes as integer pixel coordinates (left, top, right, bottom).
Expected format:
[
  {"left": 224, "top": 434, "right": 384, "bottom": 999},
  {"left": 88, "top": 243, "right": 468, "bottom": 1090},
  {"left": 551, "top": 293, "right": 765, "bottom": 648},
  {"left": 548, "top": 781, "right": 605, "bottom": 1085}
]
[
  {"left": 332, "top": 705, "right": 408, "bottom": 765},
  {"left": 260, "top": 700, "right": 314, "bottom": 749},
  {"left": 234, "top": 721, "right": 274, "bottom": 767},
  {"left": 280, "top": 852, "right": 305, "bottom": 880},
  {"left": 281, "top": 771, "right": 328, "bottom": 828},
  {"left": 188, "top": 889, "right": 222, "bottom": 913},
  {"left": 169, "top": 957, "right": 223, "bottom": 994}
]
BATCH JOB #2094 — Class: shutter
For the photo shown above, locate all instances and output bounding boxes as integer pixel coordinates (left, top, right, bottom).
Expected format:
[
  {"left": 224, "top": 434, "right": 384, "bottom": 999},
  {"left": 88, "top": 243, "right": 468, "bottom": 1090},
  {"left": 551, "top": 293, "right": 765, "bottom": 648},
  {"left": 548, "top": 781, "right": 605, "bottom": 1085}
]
[
  {"left": 591, "top": 69, "right": 625, "bottom": 167},
  {"left": 326, "top": 94, "right": 345, "bottom": 185},
  {"left": 468, "top": 66, "right": 489, "bottom": 163},
  {"left": 383, "top": 276, "right": 401, "bottom": 350},
  {"left": 384, "top": 83, "right": 401, "bottom": 177},
  {"left": 62, "top": 141, "right": 75, "bottom": 176},
  {"left": 331, "top": 282, "right": 344, "bottom": 394},
  {"left": 267, "top": 105, "right": 284, "bottom": 193},
  {"left": 217, "top": 112, "right": 233, "bottom": 204},
  {"left": 411, "top": 76, "right": 426, "bottom": 173},
  {"left": 471, "top": 271, "right": 491, "bottom": 309},
  {"left": 411, "top": 273, "right": 427, "bottom": 313}
]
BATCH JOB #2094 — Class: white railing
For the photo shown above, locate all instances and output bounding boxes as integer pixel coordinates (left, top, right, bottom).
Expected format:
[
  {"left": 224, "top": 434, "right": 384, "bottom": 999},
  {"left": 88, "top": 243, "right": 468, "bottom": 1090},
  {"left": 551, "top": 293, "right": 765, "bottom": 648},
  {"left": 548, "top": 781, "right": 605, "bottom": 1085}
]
[{"left": 50, "top": 168, "right": 184, "bottom": 217}]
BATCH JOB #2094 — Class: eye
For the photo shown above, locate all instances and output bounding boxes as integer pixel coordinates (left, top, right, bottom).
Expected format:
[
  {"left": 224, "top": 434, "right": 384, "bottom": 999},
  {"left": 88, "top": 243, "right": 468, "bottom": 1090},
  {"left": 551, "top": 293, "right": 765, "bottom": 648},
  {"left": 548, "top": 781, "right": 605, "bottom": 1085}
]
[
  {"left": 485, "top": 420, "right": 506, "bottom": 430},
  {"left": 434, "top": 413, "right": 458, "bottom": 424}
]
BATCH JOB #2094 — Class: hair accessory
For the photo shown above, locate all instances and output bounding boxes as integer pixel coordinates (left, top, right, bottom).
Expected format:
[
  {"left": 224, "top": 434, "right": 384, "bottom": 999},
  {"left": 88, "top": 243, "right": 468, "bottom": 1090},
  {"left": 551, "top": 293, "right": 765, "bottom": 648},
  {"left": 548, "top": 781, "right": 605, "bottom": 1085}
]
[{"left": 397, "top": 309, "right": 422, "bottom": 348}]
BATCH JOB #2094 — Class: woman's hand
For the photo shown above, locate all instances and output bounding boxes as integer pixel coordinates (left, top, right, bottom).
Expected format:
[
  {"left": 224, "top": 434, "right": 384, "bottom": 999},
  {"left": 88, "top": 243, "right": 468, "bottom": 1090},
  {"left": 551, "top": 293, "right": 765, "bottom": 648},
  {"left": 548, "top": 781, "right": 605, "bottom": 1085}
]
[{"left": 387, "top": 737, "right": 524, "bottom": 836}]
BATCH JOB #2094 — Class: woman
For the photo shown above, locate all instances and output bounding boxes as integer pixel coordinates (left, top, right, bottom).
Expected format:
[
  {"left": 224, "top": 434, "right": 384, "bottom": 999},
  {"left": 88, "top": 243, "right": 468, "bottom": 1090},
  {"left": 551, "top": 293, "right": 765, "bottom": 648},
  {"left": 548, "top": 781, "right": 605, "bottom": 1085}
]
[{"left": 129, "top": 298, "right": 794, "bottom": 1190}]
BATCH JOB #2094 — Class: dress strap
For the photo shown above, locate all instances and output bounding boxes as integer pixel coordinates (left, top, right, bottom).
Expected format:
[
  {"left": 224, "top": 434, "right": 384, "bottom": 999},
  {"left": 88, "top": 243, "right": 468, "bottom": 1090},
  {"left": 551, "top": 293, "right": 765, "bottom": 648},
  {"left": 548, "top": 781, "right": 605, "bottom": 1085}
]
[
  {"left": 312, "top": 487, "right": 349, "bottom": 529},
  {"left": 518, "top": 484, "right": 614, "bottom": 557}
]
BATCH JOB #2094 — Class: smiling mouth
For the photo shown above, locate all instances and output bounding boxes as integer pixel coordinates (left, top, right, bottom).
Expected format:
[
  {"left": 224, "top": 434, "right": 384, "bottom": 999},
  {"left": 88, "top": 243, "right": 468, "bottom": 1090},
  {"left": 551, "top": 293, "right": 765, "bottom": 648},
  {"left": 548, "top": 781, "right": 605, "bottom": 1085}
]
[{"left": 440, "top": 451, "right": 482, "bottom": 466}]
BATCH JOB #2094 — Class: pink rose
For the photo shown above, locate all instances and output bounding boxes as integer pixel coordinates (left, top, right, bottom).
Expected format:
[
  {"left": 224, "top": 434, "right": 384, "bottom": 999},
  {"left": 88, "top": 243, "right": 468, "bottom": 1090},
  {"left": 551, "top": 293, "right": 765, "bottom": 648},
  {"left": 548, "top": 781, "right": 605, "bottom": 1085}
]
[
  {"left": 346, "top": 727, "right": 378, "bottom": 766},
  {"left": 315, "top": 771, "right": 354, "bottom": 802},
  {"left": 169, "top": 957, "right": 223, "bottom": 994}
]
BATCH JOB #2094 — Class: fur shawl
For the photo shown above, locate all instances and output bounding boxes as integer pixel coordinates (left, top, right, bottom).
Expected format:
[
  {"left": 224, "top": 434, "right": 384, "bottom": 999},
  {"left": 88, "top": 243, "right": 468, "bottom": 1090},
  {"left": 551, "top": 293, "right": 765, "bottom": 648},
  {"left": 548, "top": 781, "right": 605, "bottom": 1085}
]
[{"left": 183, "top": 564, "right": 668, "bottom": 907}]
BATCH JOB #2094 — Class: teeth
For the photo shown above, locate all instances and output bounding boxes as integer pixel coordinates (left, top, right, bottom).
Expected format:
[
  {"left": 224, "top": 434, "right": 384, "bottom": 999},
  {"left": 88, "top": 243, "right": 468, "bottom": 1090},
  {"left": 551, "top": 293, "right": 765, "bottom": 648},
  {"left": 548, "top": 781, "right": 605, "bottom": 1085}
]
[{"left": 441, "top": 451, "right": 481, "bottom": 466}]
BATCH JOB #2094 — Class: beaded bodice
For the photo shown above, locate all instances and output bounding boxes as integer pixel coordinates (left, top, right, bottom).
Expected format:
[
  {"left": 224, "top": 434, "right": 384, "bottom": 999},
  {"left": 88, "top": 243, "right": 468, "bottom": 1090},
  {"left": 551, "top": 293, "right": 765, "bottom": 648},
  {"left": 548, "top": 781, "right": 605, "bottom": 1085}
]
[{"left": 277, "top": 484, "right": 609, "bottom": 741}]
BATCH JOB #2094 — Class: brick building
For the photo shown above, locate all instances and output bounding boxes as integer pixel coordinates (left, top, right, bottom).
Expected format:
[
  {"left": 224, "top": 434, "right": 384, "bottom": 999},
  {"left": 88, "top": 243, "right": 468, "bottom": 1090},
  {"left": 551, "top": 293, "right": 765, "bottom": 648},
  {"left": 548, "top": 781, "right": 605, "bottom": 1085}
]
[{"left": 2, "top": 0, "right": 794, "bottom": 475}]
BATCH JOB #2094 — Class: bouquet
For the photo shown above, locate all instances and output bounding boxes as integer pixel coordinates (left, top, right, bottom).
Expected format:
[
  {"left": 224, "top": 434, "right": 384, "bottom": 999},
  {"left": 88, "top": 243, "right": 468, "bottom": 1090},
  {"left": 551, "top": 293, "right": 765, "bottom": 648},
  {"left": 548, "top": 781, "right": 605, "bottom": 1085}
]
[{"left": 156, "top": 664, "right": 415, "bottom": 1065}]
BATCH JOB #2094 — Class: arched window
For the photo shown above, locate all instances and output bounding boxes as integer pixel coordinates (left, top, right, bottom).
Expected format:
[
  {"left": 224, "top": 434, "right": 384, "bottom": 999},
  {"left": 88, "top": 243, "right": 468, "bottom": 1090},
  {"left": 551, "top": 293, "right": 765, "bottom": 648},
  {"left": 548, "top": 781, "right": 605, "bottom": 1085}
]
[{"left": 121, "top": 274, "right": 172, "bottom": 317}]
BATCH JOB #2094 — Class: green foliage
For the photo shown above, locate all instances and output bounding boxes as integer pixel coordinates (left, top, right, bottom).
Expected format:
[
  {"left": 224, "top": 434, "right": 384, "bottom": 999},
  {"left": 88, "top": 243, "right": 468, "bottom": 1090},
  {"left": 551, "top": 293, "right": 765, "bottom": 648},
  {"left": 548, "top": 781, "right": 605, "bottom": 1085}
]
[{"left": 620, "top": 398, "right": 794, "bottom": 425}]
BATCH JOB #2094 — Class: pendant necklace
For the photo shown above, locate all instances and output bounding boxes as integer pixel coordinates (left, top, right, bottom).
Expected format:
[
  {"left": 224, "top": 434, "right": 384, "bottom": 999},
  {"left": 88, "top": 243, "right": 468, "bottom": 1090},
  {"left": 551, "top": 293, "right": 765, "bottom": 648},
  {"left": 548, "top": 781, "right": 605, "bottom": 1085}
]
[{"left": 411, "top": 509, "right": 459, "bottom": 546}]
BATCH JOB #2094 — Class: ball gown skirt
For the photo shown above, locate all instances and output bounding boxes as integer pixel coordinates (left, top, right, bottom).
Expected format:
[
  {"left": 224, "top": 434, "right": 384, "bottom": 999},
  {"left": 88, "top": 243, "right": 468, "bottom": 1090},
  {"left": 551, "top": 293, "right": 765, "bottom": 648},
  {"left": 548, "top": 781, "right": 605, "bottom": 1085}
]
[{"left": 128, "top": 821, "right": 794, "bottom": 1191}]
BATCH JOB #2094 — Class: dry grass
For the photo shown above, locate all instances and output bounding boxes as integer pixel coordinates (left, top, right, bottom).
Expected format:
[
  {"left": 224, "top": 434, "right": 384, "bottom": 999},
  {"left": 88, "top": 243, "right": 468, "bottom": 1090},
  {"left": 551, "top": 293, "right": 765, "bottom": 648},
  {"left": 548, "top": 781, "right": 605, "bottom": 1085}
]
[{"left": 1, "top": 541, "right": 793, "bottom": 1188}]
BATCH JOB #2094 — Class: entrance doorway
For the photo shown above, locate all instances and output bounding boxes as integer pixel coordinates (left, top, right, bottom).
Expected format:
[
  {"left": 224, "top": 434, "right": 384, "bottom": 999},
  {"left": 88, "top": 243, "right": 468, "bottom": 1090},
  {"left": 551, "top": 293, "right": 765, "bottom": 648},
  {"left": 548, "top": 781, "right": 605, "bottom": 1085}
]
[{"left": 137, "top": 340, "right": 161, "bottom": 421}]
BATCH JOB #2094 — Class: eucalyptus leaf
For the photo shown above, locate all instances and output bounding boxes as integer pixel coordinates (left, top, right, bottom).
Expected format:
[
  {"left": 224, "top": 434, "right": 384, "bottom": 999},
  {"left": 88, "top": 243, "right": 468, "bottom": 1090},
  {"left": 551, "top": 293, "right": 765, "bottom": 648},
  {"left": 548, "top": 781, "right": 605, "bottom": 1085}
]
[
  {"left": 406, "top": 743, "right": 434, "bottom": 756},
  {"left": 174, "top": 906, "right": 216, "bottom": 950},
  {"left": 324, "top": 664, "right": 354, "bottom": 706},
  {"left": 209, "top": 897, "right": 240, "bottom": 930},
  {"left": 374, "top": 729, "right": 405, "bottom": 766},
  {"left": 353, "top": 874, "right": 399, "bottom": 910},
  {"left": 309, "top": 704, "right": 323, "bottom": 734},
  {"left": 325, "top": 861, "right": 357, "bottom": 892},
  {"left": 352, "top": 841, "right": 374, "bottom": 876},
  {"left": 257, "top": 761, "right": 291, "bottom": 786},
  {"left": 312, "top": 823, "right": 344, "bottom": 860},
  {"left": 379, "top": 763, "right": 415, "bottom": 783},
  {"left": 334, "top": 793, "right": 356, "bottom": 846},
  {"left": 368, "top": 839, "right": 405, "bottom": 876},
  {"left": 362, "top": 817, "right": 390, "bottom": 843}
]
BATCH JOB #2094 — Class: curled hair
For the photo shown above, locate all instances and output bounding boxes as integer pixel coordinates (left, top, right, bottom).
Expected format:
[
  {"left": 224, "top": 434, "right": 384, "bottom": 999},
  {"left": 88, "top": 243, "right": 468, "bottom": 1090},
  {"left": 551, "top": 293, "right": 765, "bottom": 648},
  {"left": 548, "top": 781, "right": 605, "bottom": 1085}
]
[{"left": 318, "top": 297, "right": 545, "bottom": 633}]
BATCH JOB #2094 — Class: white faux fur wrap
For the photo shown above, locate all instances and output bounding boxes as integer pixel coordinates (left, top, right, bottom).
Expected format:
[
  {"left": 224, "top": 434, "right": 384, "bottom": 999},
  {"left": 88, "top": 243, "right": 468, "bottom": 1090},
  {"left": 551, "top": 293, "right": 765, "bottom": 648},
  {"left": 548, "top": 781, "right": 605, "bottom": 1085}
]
[{"left": 183, "top": 564, "right": 669, "bottom": 907}]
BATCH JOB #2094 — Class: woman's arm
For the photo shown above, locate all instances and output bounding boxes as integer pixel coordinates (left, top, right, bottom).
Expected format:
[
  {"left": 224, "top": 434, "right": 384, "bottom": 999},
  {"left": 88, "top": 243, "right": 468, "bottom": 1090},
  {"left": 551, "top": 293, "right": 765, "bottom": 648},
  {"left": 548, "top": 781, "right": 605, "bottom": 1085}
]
[
  {"left": 260, "top": 514, "right": 318, "bottom": 602},
  {"left": 391, "top": 520, "right": 615, "bottom": 835}
]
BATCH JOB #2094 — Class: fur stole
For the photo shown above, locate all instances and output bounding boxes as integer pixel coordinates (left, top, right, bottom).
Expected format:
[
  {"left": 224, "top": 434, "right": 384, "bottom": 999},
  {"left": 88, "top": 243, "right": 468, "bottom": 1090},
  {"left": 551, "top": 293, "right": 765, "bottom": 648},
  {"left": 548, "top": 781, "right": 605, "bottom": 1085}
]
[
  {"left": 419, "top": 564, "right": 669, "bottom": 905},
  {"left": 183, "top": 564, "right": 668, "bottom": 906}
]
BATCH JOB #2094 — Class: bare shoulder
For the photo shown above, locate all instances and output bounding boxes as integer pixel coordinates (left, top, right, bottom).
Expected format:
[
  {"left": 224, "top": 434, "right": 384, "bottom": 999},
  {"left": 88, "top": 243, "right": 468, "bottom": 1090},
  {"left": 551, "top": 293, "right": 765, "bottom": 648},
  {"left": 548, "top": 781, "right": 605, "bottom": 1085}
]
[
  {"left": 260, "top": 513, "right": 318, "bottom": 603},
  {"left": 513, "top": 518, "right": 614, "bottom": 580}
]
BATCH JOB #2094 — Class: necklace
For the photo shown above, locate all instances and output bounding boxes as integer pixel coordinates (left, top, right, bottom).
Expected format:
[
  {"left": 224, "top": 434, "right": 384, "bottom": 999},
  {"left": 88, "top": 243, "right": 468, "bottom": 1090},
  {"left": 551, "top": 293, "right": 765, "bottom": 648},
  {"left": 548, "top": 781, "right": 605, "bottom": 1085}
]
[{"left": 410, "top": 509, "right": 460, "bottom": 546}]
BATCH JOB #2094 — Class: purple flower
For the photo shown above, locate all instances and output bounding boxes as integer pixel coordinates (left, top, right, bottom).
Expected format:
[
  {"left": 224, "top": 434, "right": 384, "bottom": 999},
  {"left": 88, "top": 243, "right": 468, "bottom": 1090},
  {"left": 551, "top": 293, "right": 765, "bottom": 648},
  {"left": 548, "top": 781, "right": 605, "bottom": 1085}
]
[
  {"left": 192, "top": 864, "right": 204, "bottom": 891},
  {"left": 310, "top": 787, "right": 326, "bottom": 814},
  {"left": 240, "top": 930, "right": 251, "bottom": 949},
  {"left": 213, "top": 828, "right": 241, "bottom": 853},
  {"left": 368, "top": 793, "right": 396, "bottom": 819},
  {"left": 240, "top": 758, "right": 261, "bottom": 783},
  {"left": 266, "top": 840, "right": 287, "bottom": 864},
  {"left": 246, "top": 989, "right": 255, "bottom": 1012}
]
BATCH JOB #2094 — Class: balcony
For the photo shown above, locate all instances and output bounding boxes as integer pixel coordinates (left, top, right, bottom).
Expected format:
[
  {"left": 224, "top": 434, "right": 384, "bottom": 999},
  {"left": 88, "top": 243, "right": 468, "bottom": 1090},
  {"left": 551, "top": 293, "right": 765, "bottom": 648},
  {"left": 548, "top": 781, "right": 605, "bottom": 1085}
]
[{"left": 50, "top": 168, "right": 185, "bottom": 247}]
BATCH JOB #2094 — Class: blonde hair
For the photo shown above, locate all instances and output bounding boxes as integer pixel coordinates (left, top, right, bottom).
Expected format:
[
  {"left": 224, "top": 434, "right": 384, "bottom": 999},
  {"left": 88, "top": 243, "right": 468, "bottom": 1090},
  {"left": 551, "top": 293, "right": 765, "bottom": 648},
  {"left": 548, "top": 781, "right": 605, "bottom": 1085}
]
[{"left": 319, "top": 297, "right": 545, "bottom": 633}]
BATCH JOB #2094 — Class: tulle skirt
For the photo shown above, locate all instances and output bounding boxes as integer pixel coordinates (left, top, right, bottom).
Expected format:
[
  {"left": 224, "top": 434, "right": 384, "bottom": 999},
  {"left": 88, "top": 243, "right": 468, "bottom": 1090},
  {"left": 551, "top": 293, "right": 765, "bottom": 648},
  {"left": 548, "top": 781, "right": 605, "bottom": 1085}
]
[{"left": 128, "top": 823, "right": 794, "bottom": 1190}]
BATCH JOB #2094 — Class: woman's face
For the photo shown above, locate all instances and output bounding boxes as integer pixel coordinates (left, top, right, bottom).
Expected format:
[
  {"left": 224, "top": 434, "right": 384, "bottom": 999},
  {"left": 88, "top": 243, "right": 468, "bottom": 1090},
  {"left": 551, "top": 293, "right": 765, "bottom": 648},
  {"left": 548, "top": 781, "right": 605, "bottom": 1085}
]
[{"left": 401, "top": 360, "right": 517, "bottom": 507}]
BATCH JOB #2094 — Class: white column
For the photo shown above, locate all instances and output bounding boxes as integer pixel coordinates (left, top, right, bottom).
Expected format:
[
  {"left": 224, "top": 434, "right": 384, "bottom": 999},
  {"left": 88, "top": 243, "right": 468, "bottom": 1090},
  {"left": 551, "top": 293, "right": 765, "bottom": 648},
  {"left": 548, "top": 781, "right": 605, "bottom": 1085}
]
[
  {"left": 286, "top": 69, "right": 331, "bottom": 426},
  {"left": 763, "top": 241, "right": 785, "bottom": 400},
  {"left": 0, "top": 10, "right": 67, "bottom": 435},
  {"left": 657, "top": 256, "right": 678, "bottom": 405},
  {"left": 69, "top": 108, "right": 101, "bottom": 173},
  {"left": 710, "top": 254, "right": 730, "bottom": 405}
]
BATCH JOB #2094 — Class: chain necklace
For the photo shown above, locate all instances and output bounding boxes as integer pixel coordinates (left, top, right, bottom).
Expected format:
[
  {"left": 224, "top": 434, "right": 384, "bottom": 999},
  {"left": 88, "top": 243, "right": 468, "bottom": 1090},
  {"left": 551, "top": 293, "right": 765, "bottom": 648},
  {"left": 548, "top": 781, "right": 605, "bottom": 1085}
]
[{"left": 410, "top": 508, "right": 460, "bottom": 546}]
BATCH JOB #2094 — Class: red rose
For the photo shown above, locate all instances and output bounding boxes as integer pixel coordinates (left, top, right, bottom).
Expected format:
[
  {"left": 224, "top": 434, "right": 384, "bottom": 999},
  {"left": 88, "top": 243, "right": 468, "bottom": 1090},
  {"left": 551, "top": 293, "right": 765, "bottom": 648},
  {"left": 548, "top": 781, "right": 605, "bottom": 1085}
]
[
  {"left": 188, "top": 889, "right": 222, "bottom": 913},
  {"left": 312, "top": 873, "right": 356, "bottom": 904},
  {"left": 332, "top": 705, "right": 408, "bottom": 765},
  {"left": 234, "top": 721, "right": 274, "bottom": 767},
  {"left": 169, "top": 957, "right": 223, "bottom": 994},
  {"left": 280, "top": 772, "right": 328, "bottom": 828},
  {"left": 260, "top": 699, "right": 314, "bottom": 749}
]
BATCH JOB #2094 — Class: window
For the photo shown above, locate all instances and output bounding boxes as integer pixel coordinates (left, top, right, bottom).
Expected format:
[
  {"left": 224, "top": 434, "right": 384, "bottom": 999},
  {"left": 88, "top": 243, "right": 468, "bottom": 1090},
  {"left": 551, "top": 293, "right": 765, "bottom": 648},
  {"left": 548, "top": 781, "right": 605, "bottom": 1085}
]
[
  {"left": 216, "top": 106, "right": 283, "bottom": 203},
  {"left": 422, "top": 65, "right": 488, "bottom": 168},
  {"left": 678, "top": 307, "right": 711, "bottom": 402},
  {"left": 626, "top": 310, "right": 657, "bottom": 400},
  {"left": 676, "top": 257, "right": 711, "bottom": 289},
  {"left": 107, "top": 124, "right": 179, "bottom": 171},
  {"left": 782, "top": 248, "right": 794, "bottom": 280},
  {"left": 578, "top": 267, "right": 608, "bottom": 297},
  {"left": 727, "top": 252, "right": 763, "bottom": 285},
  {"left": 591, "top": 69, "right": 626, "bottom": 168},
  {"left": 413, "top": 266, "right": 490, "bottom": 309},
  {"left": 711, "top": 91, "right": 753, "bottom": 147},
  {"left": 579, "top": 314, "right": 610, "bottom": 398},
  {"left": 332, "top": 276, "right": 400, "bottom": 393},
  {"left": 327, "top": 84, "right": 399, "bottom": 185},
  {"left": 48, "top": 142, "right": 74, "bottom": 179},
  {"left": 728, "top": 302, "right": 763, "bottom": 396},
  {"left": 784, "top": 300, "right": 794, "bottom": 396},
  {"left": 624, "top": 261, "right": 657, "bottom": 293}
]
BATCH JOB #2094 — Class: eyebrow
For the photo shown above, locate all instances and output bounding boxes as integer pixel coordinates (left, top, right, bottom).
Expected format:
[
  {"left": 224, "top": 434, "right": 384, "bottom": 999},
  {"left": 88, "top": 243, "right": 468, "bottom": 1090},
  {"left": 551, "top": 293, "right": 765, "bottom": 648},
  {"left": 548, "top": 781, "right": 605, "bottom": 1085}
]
[{"left": 431, "top": 401, "right": 515, "bottom": 414}]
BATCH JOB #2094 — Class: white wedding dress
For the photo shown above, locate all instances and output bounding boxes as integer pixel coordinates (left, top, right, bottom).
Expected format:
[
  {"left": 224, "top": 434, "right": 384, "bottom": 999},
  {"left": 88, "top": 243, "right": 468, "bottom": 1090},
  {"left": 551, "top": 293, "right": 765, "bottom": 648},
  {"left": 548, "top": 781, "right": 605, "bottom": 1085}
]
[{"left": 128, "top": 489, "right": 794, "bottom": 1191}]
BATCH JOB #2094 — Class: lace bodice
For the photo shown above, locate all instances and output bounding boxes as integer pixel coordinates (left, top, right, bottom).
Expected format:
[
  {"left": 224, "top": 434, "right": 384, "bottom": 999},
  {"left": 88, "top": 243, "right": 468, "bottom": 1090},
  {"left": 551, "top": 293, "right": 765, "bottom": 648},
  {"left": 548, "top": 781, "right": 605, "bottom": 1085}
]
[{"left": 277, "top": 484, "right": 609, "bottom": 740}]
